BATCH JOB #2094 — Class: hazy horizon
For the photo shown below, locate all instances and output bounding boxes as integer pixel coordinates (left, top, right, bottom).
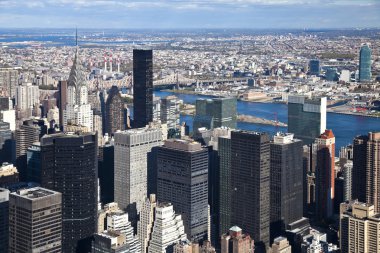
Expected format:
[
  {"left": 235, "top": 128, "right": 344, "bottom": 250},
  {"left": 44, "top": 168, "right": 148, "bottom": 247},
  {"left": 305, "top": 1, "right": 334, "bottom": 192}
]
[{"left": 0, "top": 0, "right": 379, "bottom": 29}]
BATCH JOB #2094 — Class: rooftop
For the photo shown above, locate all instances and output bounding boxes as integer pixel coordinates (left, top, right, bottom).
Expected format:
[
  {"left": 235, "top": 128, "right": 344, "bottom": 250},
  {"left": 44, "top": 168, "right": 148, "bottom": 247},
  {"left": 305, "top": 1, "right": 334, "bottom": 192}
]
[{"left": 13, "top": 187, "right": 59, "bottom": 200}]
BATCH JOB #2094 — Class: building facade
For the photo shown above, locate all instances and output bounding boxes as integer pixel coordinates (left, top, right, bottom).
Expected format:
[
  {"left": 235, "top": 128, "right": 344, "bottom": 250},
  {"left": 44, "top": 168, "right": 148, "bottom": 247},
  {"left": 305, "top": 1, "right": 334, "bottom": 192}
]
[
  {"left": 193, "top": 98, "right": 237, "bottom": 131},
  {"left": 160, "top": 96, "right": 181, "bottom": 130},
  {"left": 288, "top": 95, "right": 326, "bottom": 145},
  {"left": 270, "top": 133, "right": 303, "bottom": 241},
  {"left": 156, "top": 139, "right": 209, "bottom": 242},
  {"left": 148, "top": 203, "right": 187, "bottom": 253},
  {"left": 138, "top": 194, "right": 157, "bottom": 253},
  {"left": 230, "top": 131, "right": 270, "bottom": 252},
  {"left": 106, "top": 86, "right": 125, "bottom": 135},
  {"left": 366, "top": 132, "right": 380, "bottom": 213},
  {"left": 340, "top": 202, "right": 380, "bottom": 253},
  {"left": 0, "top": 68, "right": 18, "bottom": 98},
  {"left": 359, "top": 44, "right": 371, "bottom": 82},
  {"left": 8, "top": 187, "right": 62, "bottom": 253},
  {"left": 220, "top": 226, "right": 254, "bottom": 253},
  {"left": 63, "top": 47, "right": 93, "bottom": 131},
  {"left": 0, "top": 188, "right": 9, "bottom": 252},
  {"left": 40, "top": 132, "right": 98, "bottom": 253},
  {"left": 114, "top": 127, "right": 162, "bottom": 218},
  {"left": 133, "top": 49, "right": 153, "bottom": 128},
  {"left": 315, "top": 130, "right": 335, "bottom": 222}
]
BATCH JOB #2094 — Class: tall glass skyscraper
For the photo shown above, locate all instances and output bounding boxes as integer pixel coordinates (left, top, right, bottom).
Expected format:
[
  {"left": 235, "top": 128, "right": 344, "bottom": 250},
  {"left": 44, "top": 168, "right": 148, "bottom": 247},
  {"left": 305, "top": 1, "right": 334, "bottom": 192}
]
[
  {"left": 288, "top": 95, "right": 327, "bottom": 146},
  {"left": 359, "top": 45, "right": 371, "bottom": 82},
  {"left": 309, "top": 59, "right": 320, "bottom": 75},
  {"left": 193, "top": 97, "right": 237, "bottom": 131},
  {"left": 133, "top": 49, "right": 153, "bottom": 128}
]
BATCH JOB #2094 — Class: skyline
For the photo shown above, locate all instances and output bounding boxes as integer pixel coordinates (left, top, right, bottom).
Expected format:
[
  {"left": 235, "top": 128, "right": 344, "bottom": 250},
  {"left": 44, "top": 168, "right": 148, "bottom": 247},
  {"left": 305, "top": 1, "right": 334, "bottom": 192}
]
[{"left": 0, "top": 0, "right": 379, "bottom": 29}]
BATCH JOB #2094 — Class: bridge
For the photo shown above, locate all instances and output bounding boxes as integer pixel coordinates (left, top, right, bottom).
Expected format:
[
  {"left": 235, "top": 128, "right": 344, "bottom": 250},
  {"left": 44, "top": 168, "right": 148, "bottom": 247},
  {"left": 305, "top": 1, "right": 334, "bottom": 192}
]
[{"left": 88, "top": 73, "right": 250, "bottom": 90}]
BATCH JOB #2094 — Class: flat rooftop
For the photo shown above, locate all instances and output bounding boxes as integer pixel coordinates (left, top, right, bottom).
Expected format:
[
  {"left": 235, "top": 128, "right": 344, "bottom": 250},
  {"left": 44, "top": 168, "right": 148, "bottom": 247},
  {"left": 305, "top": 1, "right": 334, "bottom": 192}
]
[{"left": 14, "top": 187, "right": 59, "bottom": 200}]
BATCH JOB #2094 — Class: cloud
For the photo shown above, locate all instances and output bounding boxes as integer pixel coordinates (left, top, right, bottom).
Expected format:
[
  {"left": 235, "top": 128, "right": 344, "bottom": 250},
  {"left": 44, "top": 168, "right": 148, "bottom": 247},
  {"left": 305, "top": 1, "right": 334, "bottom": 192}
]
[{"left": 0, "top": 0, "right": 378, "bottom": 28}]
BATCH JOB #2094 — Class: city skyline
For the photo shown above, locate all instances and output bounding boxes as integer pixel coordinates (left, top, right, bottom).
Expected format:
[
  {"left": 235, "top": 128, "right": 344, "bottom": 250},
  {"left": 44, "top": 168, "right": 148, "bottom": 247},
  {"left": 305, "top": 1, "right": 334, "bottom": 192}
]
[{"left": 0, "top": 0, "right": 379, "bottom": 29}]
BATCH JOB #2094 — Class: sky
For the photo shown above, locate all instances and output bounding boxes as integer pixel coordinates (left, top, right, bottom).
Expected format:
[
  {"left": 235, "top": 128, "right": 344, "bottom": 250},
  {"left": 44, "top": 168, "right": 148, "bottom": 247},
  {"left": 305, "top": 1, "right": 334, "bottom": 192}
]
[{"left": 0, "top": 0, "right": 379, "bottom": 29}]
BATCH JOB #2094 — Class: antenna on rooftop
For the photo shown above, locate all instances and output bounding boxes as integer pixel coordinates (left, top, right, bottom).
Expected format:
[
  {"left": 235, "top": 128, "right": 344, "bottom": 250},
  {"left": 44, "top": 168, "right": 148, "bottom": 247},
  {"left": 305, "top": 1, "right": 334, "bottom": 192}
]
[{"left": 75, "top": 27, "right": 78, "bottom": 46}]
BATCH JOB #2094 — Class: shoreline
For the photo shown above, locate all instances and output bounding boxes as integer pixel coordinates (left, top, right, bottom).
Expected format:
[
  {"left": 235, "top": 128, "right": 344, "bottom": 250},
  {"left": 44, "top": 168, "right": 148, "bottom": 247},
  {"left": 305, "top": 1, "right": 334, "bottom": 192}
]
[{"left": 161, "top": 89, "right": 380, "bottom": 118}]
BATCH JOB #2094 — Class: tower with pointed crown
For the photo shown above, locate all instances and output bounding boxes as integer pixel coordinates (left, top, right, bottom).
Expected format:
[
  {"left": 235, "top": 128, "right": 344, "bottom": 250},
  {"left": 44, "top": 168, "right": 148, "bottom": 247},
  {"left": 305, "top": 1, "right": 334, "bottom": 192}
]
[{"left": 63, "top": 30, "right": 93, "bottom": 131}]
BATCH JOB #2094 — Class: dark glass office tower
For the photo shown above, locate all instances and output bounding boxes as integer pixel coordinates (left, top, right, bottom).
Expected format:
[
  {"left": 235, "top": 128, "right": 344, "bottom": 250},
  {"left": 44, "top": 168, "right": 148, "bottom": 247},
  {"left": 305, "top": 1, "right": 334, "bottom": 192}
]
[
  {"left": 15, "top": 120, "right": 41, "bottom": 181},
  {"left": 230, "top": 130, "right": 270, "bottom": 253},
  {"left": 98, "top": 143, "right": 114, "bottom": 205},
  {"left": 156, "top": 139, "right": 209, "bottom": 243},
  {"left": 352, "top": 135, "right": 368, "bottom": 202},
  {"left": 0, "top": 188, "right": 9, "bottom": 252},
  {"left": 58, "top": 80, "right": 67, "bottom": 129},
  {"left": 105, "top": 86, "right": 125, "bottom": 135},
  {"left": 193, "top": 98, "right": 237, "bottom": 131},
  {"left": 288, "top": 95, "right": 326, "bottom": 146},
  {"left": 133, "top": 49, "right": 153, "bottom": 128},
  {"left": 270, "top": 133, "right": 303, "bottom": 242},
  {"left": 218, "top": 136, "right": 232, "bottom": 239},
  {"left": 359, "top": 45, "right": 371, "bottom": 82},
  {"left": 0, "top": 121, "right": 12, "bottom": 164},
  {"left": 40, "top": 133, "right": 98, "bottom": 253},
  {"left": 309, "top": 59, "right": 320, "bottom": 75}
]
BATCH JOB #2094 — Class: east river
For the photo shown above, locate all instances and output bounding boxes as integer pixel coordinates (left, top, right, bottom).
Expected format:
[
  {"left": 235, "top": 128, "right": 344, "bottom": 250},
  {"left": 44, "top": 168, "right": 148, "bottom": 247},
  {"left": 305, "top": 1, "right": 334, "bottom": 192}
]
[{"left": 154, "top": 90, "right": 380, "bottom": 154}]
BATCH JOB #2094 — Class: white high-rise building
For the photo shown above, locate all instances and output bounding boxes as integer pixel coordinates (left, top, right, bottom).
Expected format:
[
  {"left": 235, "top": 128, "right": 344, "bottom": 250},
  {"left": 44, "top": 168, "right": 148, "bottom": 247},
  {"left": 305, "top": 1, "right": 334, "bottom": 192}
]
[
  {"left": 160, "top": 96, "right": 181, "bottom": 130},
  {"left": 114, "top": 127, "right": 162, "bottom": 212},
  {"left": 63, "top": 47, "right": 93, "bottom": 131},
  {"left": 148, "top": 203, "right": 187, "bottom": 253},
  {"left": 107, "top": 211, "right": 141, "bottom": 253},
  {"left": 0, "top": 109, "right": 16, "bottom": 131},
  {"left": 138, "top": 194, "right": 157, "bottom": 253},
  {"left": 16, "top": 82, "right": 39, "bottom": 115}
]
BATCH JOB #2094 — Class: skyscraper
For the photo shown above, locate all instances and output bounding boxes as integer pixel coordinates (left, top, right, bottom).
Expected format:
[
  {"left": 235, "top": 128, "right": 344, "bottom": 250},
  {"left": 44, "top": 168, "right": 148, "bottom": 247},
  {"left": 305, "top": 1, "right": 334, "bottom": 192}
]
[
  {"left": 193, "top": 98, "right": 237, "bottom": 131},
  {"left": 340, "top": 202, "right": 380, "bottom": 253},
  {"left": 40, "top": 132, "right": 98, "bottom": 253},
  {"left": 309, "top": 59, "right": 320, "bottom": 76},
  {"left": 230, "top": 130, "right": 270, "bottom": 252},
  {"left": 15, "top": 82, "right": 39, "bottom": 118},
  {"left": 138, "top": 194, "right": 157, "bottom": 253},
  {"left": 106, "top": 86, "right": 125, "bottom": 135},
  {"left": 15, "top": 120, "right": 41, "bottom": 180},
  {"left": 114, "top": 127, "right": 162, "bottom": 220},
  {"left": 218, "top": 136, "right": 232, "bottom": 238},
  {"left": 98, "top": 143, "right": 115, "bottom": 205},
  {"left": 352, "top": 134, "right": 369, "bottom": 202},
  {"left": 288, "top": 95, "right": 326, "bottom": 145},
  {"left": 160, "top": 96, "right": 181, "bottom": 130},
  {"left": 8, "top": 187, "right": 62, "bottom": 253},
  {"left": 366, "top": 132, "right": 380, "bottom": 213},
  {"left": 359, "top": 44, "right": 371, "bottom": 82},
  {"left": 147, "top": 202, "right": 187, "bottom": 253},
  {"left": 107, "top": 211, "right": 141, "bottom": 253},
  {"left": 156, "top": 139, "right": 209, "bottom": 242},
  {"left": 133, "top": 49, "right": 153, "bottom": 128},
  {"left": 0, "top": 121, "right": 12, "bottom": 164},
  {"left": 58, "top": 80, "right": 67, "bottom": 129},
  {"left": 315, "top": 130, "right": 335, "bottom": 221},
  {"left": 26, "top": 142, "right": 41, "bottom": 183},
  {"left": 270, "top": 133, "right": 303, "bottom": 241},
  {"left": 0, "top": 68, "right": 18, "bottom": 98},
  {"left": 63, "top": 45, "right": 93, "bottom": 131},
  {"left": 0, "top": 188, "right": 9, "bottom": 252}
]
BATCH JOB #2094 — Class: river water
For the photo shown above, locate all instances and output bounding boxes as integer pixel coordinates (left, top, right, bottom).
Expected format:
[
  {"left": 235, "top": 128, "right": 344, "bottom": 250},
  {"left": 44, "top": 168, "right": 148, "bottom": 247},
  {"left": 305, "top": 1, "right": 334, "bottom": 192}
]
[{"left": 154, "top": 90, "right": 380, "bottom": 154}]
